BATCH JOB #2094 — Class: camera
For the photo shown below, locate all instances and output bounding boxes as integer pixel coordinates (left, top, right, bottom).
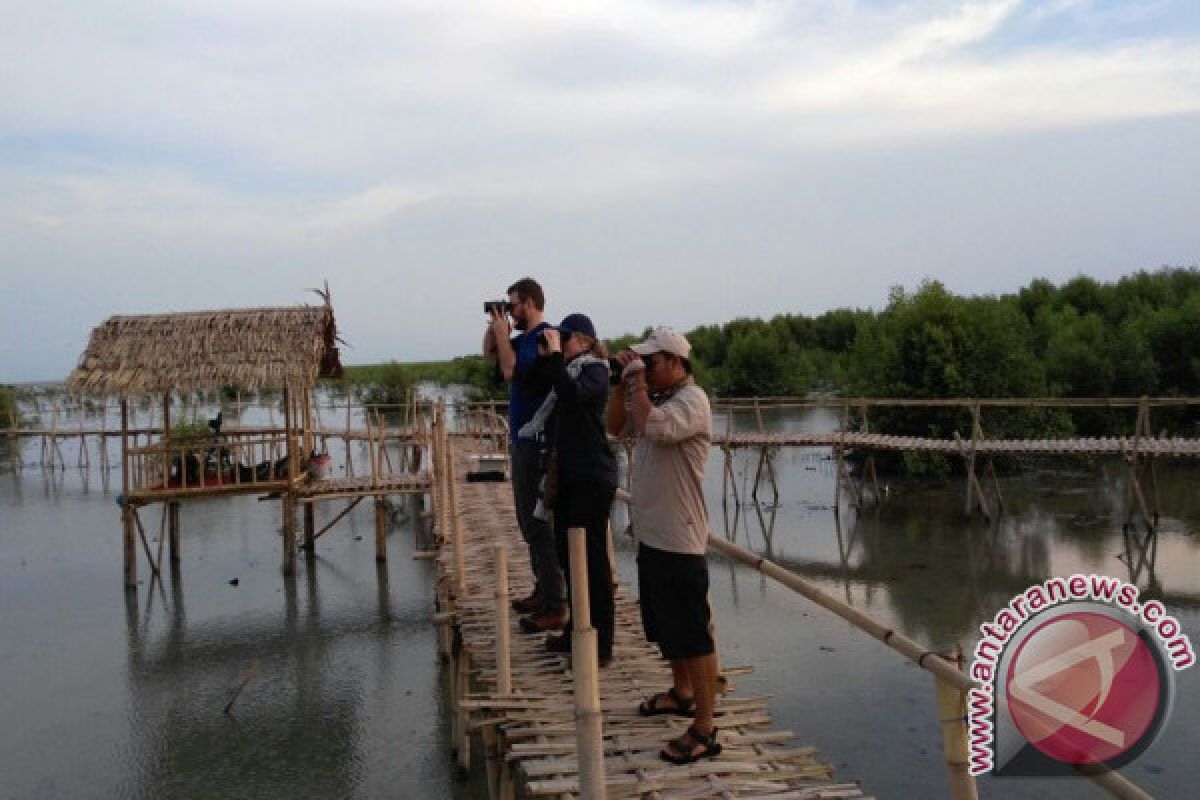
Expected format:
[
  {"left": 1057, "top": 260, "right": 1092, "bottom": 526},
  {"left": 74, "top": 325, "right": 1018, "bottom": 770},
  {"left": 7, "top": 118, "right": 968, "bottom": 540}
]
[
  {"left": 608, "top": 358, "right": 624, "bottom": 385},
  {"left": 484, "top": 300, "right": 514, "bottom": 315}
]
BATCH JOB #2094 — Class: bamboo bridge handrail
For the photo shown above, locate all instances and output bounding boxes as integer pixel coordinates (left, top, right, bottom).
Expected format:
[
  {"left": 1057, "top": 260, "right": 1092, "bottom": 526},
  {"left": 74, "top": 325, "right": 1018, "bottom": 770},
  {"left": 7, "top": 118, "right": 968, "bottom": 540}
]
[
  {"left": 713, "top": 395, "right": 1200, "bottom": 409},
  {"left": 609, "top": 489, "right": 1153, "bottom": 800}
]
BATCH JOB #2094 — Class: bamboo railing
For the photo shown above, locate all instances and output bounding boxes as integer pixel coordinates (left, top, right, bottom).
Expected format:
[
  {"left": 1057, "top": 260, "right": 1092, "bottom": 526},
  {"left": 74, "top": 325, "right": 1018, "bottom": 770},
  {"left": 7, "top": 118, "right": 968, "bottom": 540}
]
[{"left": 612, "top": 485, "right": 1153, "bottom": 800}]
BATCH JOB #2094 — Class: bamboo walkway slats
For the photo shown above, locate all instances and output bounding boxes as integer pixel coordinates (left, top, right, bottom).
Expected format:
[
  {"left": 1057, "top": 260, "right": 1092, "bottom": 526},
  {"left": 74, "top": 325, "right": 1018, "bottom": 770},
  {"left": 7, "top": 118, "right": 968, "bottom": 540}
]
[
  {"left": 434, "top": 432, "right": 870, "bottom": 800},
  {"left": 294, "top": 472, "right": 431, "bottom": 501}
]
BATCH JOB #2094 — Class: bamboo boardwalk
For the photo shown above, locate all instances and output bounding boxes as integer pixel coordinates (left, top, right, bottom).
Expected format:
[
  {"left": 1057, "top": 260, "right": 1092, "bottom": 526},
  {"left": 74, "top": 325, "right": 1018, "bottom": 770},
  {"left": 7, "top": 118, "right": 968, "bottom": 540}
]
[{"left": 433, "top": 431, "right": 870, "bottom": 800}]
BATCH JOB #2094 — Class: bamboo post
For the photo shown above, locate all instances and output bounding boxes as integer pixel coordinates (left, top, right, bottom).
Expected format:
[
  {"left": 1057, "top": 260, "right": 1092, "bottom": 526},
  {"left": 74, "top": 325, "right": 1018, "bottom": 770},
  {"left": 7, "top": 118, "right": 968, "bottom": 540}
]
[
  {"left": 303, "top": 503, "right": 316, "bottom": 553},
  {"left": 567, "top": 526, "right": 605, "bottom": 800},
  {"left": 161, "top": 393, "right": 171, "bottom": 490},
  {"left": 53, "top": 400, "right": 66, "bottom": 469},
  {"left": 862, "top": 403, "right": 880, "bottom": 505},
  {"left": 985, "top": 458, "right": 1005, "bottom": 515},
  {"left": 35, "top": 394, "right": 45, "bottom": 468},
  {"left": 449, "top": 457, "right": 467, "bottom": 597},
  {"left": 454, "top": 648, "right": 471, "bottom": 770},
  {"left": 77, "top": 395, "right": 88, "bottom": 470},
  {"left": 345, "top": 393, "right": 354, "bottom": 476},
  {"left": 281, "top": 386, "right": 296, "bottom": 576},
  {"left": 120, "top": 398, "right": 136, "bottom": 589},
  {"left": 935, "top": 645, "right": 978, "bottom": 800},
  {"left": 47, "top": 397, "right": 57, "bottom": 471},
  {"left": 7, "top": 402, "right": 20, "bottom": 472},
  {"left": 833, "top": 404, "right": 845, "bottom": 515},
  {"left": 168, "top": 501, "right": 180, "bottom": 564},
  {"left": 482, "top": 724, "right": 501, "bottom": 800},
  {"left": 375, "top": 496, "right": 387, "bottom": 562},
  {"left": 302, "top": 386, "right": 314, "bottom": 460},
  {"left": 493, "top": 543, "right": 512, "bottom": 695},
  {"left": 97, "top": 400, "right": 106, "bottom": 475}
]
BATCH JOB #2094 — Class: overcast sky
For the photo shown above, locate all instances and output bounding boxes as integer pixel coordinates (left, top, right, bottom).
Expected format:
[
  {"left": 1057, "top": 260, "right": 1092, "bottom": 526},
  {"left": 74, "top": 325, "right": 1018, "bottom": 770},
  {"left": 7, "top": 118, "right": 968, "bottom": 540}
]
[{"left": 3, "top": 0, "right": 1200, "bottom": 381}]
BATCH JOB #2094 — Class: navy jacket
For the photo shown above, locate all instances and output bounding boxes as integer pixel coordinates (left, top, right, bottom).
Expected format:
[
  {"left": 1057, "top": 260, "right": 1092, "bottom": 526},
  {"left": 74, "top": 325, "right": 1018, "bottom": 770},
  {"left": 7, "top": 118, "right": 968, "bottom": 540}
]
[{"left": 544, "top": 352, "right": 618, "bottom": 488}]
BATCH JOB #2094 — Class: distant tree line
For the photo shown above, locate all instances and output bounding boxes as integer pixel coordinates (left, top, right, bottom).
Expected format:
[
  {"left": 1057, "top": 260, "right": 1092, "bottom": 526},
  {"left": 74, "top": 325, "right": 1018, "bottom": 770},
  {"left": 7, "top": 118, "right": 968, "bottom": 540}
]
[
  {"left": 669, "top": 268, "right": 1200, "bottom": 473},
  {"left": 671, "top": 269, "right": 1200, "bottom": 403},
  {"left": 336, "top": 269, "right": 1200, "bottom": 469}
]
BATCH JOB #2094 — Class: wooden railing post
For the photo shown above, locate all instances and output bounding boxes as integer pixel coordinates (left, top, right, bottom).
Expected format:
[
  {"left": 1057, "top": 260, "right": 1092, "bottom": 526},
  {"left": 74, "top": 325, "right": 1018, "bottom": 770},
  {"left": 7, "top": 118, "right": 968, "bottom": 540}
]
[
  {"left": 567, "top": 526, "right": 605, "bottom": 799},
  {"left": 120, "top": 398, "right": 136, "bottom": 589},
  {"left": 494, "top": 543, "right": 512, "bottom": 695}
]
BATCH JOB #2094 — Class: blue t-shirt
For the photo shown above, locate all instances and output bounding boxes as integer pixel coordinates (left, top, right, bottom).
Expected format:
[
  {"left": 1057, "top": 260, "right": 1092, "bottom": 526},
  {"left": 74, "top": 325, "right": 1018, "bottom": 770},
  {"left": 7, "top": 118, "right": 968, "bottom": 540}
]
[{"left": 509, "top": 322, "right": 551, "bottom": 442}]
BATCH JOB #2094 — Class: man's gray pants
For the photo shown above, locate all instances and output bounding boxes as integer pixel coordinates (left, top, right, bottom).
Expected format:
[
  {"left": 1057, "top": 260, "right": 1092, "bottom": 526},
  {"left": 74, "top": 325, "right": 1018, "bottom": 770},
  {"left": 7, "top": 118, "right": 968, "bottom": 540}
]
[{"left": 510, "top": 439, "right": 564, "bottom": 611}]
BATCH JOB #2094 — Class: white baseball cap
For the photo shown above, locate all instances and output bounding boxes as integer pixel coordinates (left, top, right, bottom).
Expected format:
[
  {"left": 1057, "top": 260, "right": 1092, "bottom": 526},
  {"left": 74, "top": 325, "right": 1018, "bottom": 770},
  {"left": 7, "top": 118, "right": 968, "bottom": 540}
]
[{"left": 631, "top": 327, "right": 692, "bottom": 359}]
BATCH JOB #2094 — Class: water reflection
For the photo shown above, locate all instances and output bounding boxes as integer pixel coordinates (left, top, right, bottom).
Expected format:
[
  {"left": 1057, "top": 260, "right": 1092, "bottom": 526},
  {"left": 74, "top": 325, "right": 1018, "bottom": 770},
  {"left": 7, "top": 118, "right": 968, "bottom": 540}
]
[{"left": 121, "top": 564, "right": 383, "bottom": 798}]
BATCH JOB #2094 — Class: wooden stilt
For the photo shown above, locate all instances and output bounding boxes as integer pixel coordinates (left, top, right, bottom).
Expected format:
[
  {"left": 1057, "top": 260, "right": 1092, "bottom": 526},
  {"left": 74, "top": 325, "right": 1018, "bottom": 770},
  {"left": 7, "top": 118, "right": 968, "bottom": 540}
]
[
  {"left": 482, "top": 724, "right": 501, "bottom": 799},
  {"left": 454, "top": 648, "right": 471, "bottom": 770},
  {"left": 282, "top": 493, "right": 296, "bottom": 576},
  {"left": 282, "top": 385, "right": 297, "bottom": 576},
  {"left": 303, "top": 503, "right": 316, "bottom": 553},
  {"left": 120, "top": 399, "right": 136, "bottom": 589},
  {"left": 131, "top": 506, "right": 160, "bottom": 578},
  {"left": 496, "top": 728, "right": 516, "bottom": 800},
  {"left": 161, "top": 394, "right": 171, "bottom": 494},
  {"left": 493, "top": 543, "right": 512, "bottom": 695},
  {"left": 1149, "top": 456, "right": 1160, "bottom": 527},
  {"left": 750, "top": 446, "right": 767, "bottom": 502},
  {"left": 725, "top": 449, "right": 740, "bottom": 507},
  {"left": 168, "top": 501, "right": 180, "bottom": 564},
  {"left": 123, "top": 505, "right": 138, "bottom": 589},
  {"left": 374, "top": 496, "right": 387, "bottom": 562},
  {"left": 77, "top": 395, "right": 88, "bottom": 471},
  {"left": 985, "top": 458, "right": 1004, "bottom": 516}
]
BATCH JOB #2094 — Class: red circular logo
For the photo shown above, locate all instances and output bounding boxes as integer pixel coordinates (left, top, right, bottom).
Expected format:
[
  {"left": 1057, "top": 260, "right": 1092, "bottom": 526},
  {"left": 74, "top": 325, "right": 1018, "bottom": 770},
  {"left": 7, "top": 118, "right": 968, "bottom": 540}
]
[{"left": 1005, "top": 611, "right": 1160, "bottom": 765}]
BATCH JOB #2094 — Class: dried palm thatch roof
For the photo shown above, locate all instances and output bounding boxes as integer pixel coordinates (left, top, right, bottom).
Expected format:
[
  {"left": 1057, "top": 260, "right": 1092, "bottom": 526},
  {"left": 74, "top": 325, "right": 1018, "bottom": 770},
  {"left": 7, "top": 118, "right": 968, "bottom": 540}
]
[{"left": 67, "top": 293, "right": 343, "bottom": 396}]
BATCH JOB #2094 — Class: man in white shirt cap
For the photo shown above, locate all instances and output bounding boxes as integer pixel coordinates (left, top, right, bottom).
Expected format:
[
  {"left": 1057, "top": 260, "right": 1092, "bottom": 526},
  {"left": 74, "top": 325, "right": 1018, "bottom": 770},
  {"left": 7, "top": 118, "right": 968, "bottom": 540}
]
[{"left": 606, "top": 326, "right": 722, "bottom": 765}]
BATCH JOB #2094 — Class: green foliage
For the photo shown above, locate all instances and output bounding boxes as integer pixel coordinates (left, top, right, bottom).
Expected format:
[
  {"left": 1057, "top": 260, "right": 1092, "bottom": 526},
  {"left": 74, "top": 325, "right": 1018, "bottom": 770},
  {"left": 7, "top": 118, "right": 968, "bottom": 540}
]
[
  {"left": 354, "top": 361, "right": 414, "bottom": 407},
  {"left": 337, "top": 356, "right": 505, "bottom": 401}
]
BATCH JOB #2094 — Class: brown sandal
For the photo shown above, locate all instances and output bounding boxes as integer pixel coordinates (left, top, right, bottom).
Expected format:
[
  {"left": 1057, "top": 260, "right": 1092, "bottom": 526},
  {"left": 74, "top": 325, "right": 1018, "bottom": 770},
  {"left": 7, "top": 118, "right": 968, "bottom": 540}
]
[{"left": 637, "top": 687, "right": 695, "bottom": 717}]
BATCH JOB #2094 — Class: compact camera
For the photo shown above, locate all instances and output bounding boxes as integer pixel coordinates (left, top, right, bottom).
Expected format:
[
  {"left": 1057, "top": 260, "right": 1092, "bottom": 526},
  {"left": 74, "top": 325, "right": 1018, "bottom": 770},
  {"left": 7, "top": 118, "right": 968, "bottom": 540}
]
[{"left": 484, "top": 300, "right": 514, "bottom": 315}]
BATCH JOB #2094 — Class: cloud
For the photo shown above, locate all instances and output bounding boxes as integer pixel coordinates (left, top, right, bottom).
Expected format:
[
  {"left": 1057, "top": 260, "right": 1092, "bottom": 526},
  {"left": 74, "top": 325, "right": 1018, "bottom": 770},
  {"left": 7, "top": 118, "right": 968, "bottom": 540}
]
[{"left": 3, "top": 1, "right": 1200, "bottom": 378}]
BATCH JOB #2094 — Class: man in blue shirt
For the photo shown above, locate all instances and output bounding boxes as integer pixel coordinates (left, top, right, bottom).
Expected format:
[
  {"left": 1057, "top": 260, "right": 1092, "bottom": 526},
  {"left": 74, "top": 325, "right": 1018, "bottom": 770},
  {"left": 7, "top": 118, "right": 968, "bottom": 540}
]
[{"left": 483, "top": 277, "right": 566, "bottom": 631}]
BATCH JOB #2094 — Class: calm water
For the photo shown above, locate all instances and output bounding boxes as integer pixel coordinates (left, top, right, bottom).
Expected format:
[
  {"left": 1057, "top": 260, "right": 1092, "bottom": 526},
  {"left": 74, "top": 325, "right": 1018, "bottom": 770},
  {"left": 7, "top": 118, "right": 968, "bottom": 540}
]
[{"left": 1, "top": 397, "right": 1197, "bottom": 799}]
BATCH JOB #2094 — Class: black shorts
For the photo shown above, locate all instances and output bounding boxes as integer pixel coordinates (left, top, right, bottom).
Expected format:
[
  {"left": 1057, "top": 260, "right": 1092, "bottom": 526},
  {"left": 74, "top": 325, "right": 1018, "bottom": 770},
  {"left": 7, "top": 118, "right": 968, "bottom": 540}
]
[{"left": 637, "top": 542, "right": 714, "bottom": 660}]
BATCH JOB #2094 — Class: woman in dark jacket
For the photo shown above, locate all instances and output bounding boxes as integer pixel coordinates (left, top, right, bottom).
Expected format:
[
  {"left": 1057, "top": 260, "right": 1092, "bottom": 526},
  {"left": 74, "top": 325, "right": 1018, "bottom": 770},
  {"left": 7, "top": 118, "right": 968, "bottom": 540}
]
[{"left": 523, "top": 313, "right": 618, "bottom": 664}]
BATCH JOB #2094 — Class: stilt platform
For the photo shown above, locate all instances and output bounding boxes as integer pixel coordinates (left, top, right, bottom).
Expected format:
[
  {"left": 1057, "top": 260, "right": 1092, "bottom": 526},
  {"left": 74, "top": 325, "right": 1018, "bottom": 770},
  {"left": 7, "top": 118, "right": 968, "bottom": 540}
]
[{"left": 434, "top": 433, "right": 870, "bottom": 799}]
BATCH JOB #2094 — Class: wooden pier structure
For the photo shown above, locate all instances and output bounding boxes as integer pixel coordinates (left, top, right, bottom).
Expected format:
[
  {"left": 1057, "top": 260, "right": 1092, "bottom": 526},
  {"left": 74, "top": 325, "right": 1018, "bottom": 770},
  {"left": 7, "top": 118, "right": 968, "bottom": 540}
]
[
  {"left": 426, "top": 402, "right": 873, "bottom": 799},
  {"left": 424, "top": 403, "right": 1152, "bottom": 800}
]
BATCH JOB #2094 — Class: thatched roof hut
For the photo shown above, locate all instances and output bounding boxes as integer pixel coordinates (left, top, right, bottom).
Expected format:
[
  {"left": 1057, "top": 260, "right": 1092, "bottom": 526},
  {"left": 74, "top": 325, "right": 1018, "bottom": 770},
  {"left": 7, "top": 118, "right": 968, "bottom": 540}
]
[{"left": 67, "top": 301, "right": 342, "bottom": 396}]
